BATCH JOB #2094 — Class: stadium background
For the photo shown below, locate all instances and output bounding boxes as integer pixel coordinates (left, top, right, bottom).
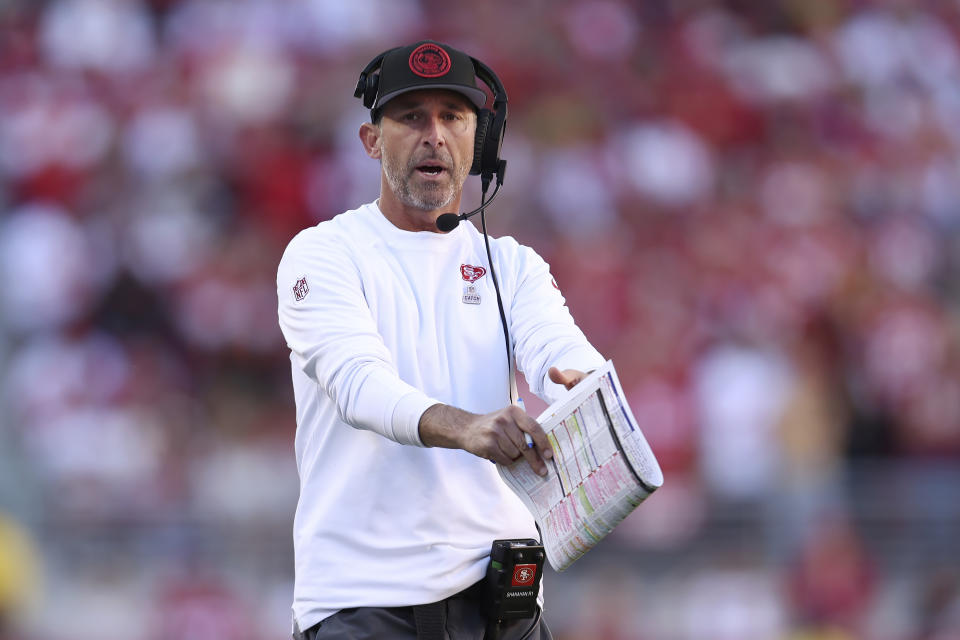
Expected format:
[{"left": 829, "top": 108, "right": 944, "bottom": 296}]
[{"left": 1, "top": 0, "right": 960, "bottom": 638}]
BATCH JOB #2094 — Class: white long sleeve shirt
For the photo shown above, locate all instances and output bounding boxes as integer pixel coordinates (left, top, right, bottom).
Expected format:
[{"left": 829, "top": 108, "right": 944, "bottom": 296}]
[{"left": 276, "top": 201, "right": 604, "bottom": 630}]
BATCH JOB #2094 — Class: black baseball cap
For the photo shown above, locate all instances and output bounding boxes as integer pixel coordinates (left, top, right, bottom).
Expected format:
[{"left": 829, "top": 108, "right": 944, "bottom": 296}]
[{"left": 369, "top": 40, "right": 488, "bottom": 114}]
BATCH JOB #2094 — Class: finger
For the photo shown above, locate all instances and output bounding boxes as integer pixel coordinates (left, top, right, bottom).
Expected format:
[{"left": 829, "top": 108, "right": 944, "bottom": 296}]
[
  {"left": 515, "top": 420, "right": 554, "bottom": 479},
  {"left": 504, "top": 407, "right": 554, "bottom": 461},
  {"left": 471, "top": 427, "right": 518, "bottom": 466},
  {"left": 498, "top": 423, "right": 547, "bottom": 477},
  {"left": 548, "top": 367, "right": 585, "bottom": 390},
  {"left": 548, "top": 366, "right": 568, "bottom": 386},
  {"left": 496, "top": 409, "right": 548, "bottom": 476},
  {"left": 517, "top": 436, "right": 548, "bottom": 476},
  {"left": 522, "top": 419, "right": 554, "bottom": 462},
  {"left": 506, "top": 405, "right": 553, "bottom": 461},
  {"left": 496, "top": 431, "right": 524, "bottom": 463},
  {"left": 485, "top": 443, "right": 516, "bottom": 466},
  {"left": 501, "top": 422, "right": 546, "bottom": 476}
]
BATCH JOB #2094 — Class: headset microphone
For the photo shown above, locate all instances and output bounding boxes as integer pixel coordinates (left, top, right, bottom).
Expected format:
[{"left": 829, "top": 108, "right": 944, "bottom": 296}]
[
  {"left": 435, "top": 164, "right": 506, "bottom": 232},
  {"left": 435, "top": 212, "right": 469, "bottom": 233}
]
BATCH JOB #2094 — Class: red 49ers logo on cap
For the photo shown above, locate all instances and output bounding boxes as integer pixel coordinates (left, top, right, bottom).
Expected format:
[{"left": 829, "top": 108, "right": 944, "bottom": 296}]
[
  {"left": 512, "top": 564, "right": 537, "bottom": 587},
  {"left": 460, "top": 264, "right": 486, "bottom": 283},
  {"left": 409, "top": 43, "right": 451, "bottom": 78}
]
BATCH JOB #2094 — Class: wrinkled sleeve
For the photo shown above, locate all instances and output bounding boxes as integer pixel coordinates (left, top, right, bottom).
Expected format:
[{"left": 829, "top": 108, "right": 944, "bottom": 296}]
[
  {"left": 508, "top": 244, "right": 606, "bottom": 405},
  {"left": 276, "top": 230, "right": 437, "bottom": 446}
]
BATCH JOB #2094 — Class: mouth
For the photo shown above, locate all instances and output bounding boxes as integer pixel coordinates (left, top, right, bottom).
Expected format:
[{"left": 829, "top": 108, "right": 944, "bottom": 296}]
[{"left": 415, "top": 161, "right": 449, "bottom": 178}]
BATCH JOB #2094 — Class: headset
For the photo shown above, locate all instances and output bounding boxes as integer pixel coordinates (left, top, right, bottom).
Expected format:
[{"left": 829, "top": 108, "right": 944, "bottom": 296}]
[
  {"left": 354, "top": 47, "right": 508, "bottom": 185},
  {"left": 354, "top": 46, "right": 517, "bottom": 411}
]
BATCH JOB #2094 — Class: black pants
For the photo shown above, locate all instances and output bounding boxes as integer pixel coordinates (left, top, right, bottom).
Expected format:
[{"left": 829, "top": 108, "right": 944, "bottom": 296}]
[{"left": 299, "top": 581, "right": 553, "bottom": 640}]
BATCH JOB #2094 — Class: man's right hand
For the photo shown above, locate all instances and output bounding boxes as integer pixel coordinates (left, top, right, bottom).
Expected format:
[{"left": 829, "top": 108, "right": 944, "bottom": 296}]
[{"left": 418, "top": 403, "right": 553, "bottom": 476}]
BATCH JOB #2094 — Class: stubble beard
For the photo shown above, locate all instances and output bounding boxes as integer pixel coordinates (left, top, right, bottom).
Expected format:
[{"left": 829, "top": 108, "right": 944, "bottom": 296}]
[{"left": 382, "top": 152, "right": 468, "bottom": 212}]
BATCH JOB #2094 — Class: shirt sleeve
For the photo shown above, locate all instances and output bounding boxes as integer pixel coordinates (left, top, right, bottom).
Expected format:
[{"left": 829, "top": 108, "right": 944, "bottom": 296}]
[
  {"left": 276, "top": 229, "right": 437, "bottom": 446},
  {"left": 507, "top": 243, "right": 606, "bottom": 405}
]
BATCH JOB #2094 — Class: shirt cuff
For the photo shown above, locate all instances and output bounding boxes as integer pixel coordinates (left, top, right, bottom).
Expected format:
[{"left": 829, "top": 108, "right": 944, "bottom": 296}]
[{"left": 390, "top": 391, "right": 440, "bottom": 447}]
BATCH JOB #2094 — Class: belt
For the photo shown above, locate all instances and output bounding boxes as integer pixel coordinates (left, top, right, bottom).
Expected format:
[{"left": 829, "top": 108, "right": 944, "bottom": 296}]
[
  {"left": 296, "top": 579, "right": 487, "bottom": 640},
  {"left": 414, "top": 579, "right": 486, "bottom": 640}
]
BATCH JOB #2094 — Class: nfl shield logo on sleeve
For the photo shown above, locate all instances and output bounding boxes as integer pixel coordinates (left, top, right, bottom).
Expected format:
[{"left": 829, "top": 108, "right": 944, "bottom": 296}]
[{"left": 293, "top": 276, "right": 309, "bottom": 301}]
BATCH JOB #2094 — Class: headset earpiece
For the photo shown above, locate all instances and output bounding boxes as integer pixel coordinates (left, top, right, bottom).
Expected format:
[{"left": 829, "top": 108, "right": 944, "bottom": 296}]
[
  {"left": 362, "top": 73, "right": 379, "bottom": 109},
  {"left": 354, "top": 51, "right": 390, "bottom": 109},
  {"left": 471, "top": 109, "right": 492, "bottom": 176},
  {"left": 473, "top": 99, "right": 506, "bottom": 180},
  {"left": 470, "top": 60, "right": 508, "bottom": 183}
]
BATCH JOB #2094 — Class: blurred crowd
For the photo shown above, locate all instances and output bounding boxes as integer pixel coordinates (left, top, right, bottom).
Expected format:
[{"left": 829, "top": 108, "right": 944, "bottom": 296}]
[{"left": 1, "top": 0, "right": 960, "bottom": 638}]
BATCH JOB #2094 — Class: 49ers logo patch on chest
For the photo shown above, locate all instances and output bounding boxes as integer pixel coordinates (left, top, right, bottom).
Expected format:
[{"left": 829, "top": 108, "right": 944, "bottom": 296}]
[{"left": 460, "top": 264, "right": 486, "bottom": 305}]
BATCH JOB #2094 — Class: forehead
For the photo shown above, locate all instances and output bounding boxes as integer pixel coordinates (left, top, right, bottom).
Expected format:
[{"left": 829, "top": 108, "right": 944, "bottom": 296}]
[{"left": 382, "top": 89, "right": 475, "bottom": 113}]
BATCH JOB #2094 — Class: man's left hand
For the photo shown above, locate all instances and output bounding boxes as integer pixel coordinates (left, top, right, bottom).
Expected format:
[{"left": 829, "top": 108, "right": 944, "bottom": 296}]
[{"left": 548, "top": 367, "right": 588, "bottom": 390}]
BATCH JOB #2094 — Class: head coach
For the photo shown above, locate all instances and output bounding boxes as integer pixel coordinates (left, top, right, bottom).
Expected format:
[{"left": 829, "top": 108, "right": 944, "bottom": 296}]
[{"left": 277, "top": 40, "right": 605, "bottom": 640}]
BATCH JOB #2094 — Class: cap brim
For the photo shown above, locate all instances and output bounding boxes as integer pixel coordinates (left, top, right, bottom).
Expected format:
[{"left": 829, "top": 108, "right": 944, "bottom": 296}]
[{"left": 374, "top": 84, "right": 488, "bottom": 111}]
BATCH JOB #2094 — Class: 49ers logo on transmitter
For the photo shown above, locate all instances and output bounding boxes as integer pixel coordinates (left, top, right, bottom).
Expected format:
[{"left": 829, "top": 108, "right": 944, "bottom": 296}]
[
  {"left": 511, "top": 564, "right": 537, "bottom": 587},
  {"left": 460, "top": 264, "right": 486, "bottom": 283},
  {"left": 409, "top": 43, "right": 451, "bottom": 78}
]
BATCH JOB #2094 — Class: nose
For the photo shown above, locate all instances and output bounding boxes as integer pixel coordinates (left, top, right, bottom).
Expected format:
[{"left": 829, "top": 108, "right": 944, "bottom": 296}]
[{"left": 422, "top": 115, "right": 446, "bottom": 149}]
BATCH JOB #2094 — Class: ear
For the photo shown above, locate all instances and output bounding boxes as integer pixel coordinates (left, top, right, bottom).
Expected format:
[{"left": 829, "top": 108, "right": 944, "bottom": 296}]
[{"left": 359, "top": 122, "right": 382, "bottom": 160}]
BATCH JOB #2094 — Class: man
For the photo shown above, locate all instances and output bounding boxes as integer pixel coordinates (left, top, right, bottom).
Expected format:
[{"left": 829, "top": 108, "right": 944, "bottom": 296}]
[{"left": 277, "top": 40, "right": 605, "bottom": 639}]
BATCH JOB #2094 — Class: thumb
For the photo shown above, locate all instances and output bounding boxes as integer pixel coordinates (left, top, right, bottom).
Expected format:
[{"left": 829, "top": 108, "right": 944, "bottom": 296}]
[{"left": 548, "top": 367, "right": 582, "bottom": 390}]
